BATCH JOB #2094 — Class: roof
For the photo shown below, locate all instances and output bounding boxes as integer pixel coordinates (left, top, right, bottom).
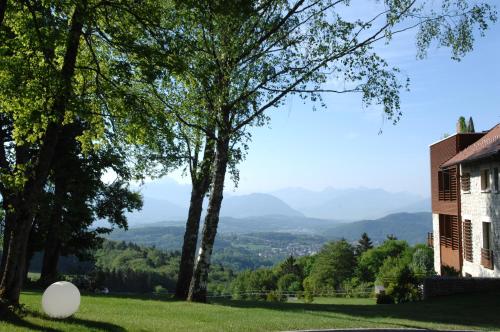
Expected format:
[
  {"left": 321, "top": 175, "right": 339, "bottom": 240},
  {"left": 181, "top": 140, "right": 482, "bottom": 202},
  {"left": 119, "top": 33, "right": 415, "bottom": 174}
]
[{"left": 442, "top": 124, "right": 500, "bottom": 168}]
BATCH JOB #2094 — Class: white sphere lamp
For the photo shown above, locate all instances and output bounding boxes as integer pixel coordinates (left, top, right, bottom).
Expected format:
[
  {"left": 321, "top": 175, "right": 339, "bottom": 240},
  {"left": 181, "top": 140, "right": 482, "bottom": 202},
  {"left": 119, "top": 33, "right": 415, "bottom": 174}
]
[{"left": 42, "top": 281, "right": 81, "bottom": 319}]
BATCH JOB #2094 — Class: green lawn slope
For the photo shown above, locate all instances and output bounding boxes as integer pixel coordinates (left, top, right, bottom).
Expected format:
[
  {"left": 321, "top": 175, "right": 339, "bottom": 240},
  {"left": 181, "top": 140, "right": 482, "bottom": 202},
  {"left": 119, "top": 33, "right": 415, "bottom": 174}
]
[{"left": 1, "top": 291, "right": 499, "bottom": 331}]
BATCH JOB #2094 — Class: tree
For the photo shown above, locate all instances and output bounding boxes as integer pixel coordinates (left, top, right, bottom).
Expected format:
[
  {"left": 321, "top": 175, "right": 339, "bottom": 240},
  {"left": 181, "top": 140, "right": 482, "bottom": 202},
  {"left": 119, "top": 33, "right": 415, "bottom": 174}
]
[
  {"left": 0, "top": 1, "right": 90, "bottom": 305},
  {"left": 457, "top": 116, "right": 468, "bottom": 133},
  {"left": 278, "top": 256, "right": 302, "bottom": 277},
  {"left": 0, "top": 0, "right": 168, "bottom": 305},
  {"left": 356, "top": 233, "right": 373, "bottom": 256},
  {"left": 467, "top": 117, "right": 475, "bottom": 133},
  {"left": 306, "top": 240, "right": 356, "bottom": 292},
  {"left": 411, "top": 244, "right": 435, "bottom": 277},
  {"left": 124, "top": 1, "right": 249, "bottom": 299},
  {"left": 30, "top": 123, "right": 142, "bottom": 286},
  {"left": 357, "top": 239, "right": 410, "bottom": 282},
  {"left": 376, "top": 256, "right": 421, "bottom": 303},
  {"left": 177, "top": 0, "right": 496, "bottom": 302}
]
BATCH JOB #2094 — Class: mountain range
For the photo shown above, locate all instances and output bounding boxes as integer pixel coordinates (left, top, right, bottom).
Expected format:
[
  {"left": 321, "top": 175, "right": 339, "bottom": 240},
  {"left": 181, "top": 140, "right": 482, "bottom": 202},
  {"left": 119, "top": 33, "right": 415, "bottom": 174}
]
[
  {"left": 126, "top": 178, "right": 430, "bottom": 225},
  {"left": 110, "top": 212, "right": 432, "bottom": 251}
]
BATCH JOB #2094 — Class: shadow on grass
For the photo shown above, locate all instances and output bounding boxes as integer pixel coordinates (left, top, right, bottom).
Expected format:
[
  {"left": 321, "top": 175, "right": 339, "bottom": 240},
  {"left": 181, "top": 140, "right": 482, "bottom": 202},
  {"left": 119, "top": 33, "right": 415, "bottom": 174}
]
[
  {"left": 2, "top": 310, "right": 60, "bottom": 332},
  {"left": 3, "top": 308, "right": 126, "bottom": 332},
  {"left": 212, "top": 291, "right": 500, "bottom": 330},
  {"left": 83, "top": 291, "right": 177, "bottom": 303}
]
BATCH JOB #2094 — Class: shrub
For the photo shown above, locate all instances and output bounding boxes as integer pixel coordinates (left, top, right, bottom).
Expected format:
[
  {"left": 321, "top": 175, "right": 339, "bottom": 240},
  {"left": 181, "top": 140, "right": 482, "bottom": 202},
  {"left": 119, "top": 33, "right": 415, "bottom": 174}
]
[
  {"left": 277, "top": 273, "right": 302, "bottom": 293},
  {"left": 342, "top": 278, "right": 374, "bottom": 298},
  {"left": 411, "top": 245, "right": 435, "bottom": 277},
  {"left": 376, "top": 257, "right": 421, "bottom": 303},
  {"left": 266, "top": 290, "right": 286, "bottom": 302},
  {"left": 154, "top": 285, "right": 167, "bottom": 294},
  {"left": 441, "top": 265, "right": 460, "bottom": 277}
]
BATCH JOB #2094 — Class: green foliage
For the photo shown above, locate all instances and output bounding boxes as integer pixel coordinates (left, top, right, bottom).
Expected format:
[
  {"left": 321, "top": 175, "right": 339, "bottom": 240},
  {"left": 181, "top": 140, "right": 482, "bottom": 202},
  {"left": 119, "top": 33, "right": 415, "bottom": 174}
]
[
  {"left": 302, "top": 277, "right": 315, "bottom": 304},
  {"left": 457, "top": 116, "right": 468, "bottom": 133},
  {"left": 357, "top": 239, "right": 411, "bottom": 282},
  {"left": 457, "top": 116, "right": 476, "bottom": 133},
  {"left": 154, "top": 285, "right": 168, "bottom": 294},
  {"left": 51, "top": 240, "right": 236, "bottom": 294},
  {"left": 411, "top": 245, "right": 435, "bottom": 277},
  {"left": 441, "top": 265, "right": 460, "bottom": 277},
  {"left": 342, "top": 278, "right": 374, "bottom": 298},
  {"left": 306, "top": 240, "right": 356, "bottom": 293},
  {"left": 376, "top": 258, "right": 421, "bottom": 303},
  {"left": 356, "top": 233, "right": 373, "bottom": 256},
  {"left": 467, "top": 117, "right": 475, "bottom": 133},
  {"left": 231, "top": 269, "right": 277, "bottom": 300},
  {"left": 277, "top": 274, "right": 302, "bottom": 293},
  {"left": 266, "top": 290, "right": 286, "bottom": 303}
]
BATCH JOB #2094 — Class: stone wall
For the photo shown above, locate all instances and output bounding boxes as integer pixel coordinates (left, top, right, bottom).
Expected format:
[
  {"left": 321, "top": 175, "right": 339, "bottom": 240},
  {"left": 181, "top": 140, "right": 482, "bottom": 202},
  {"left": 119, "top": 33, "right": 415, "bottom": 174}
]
[
  {"left": 423, "top": 276, "right": 500, "bottom": 299},
  {"left": 460, "top": 161, "right": 500, "bottom": 277}
]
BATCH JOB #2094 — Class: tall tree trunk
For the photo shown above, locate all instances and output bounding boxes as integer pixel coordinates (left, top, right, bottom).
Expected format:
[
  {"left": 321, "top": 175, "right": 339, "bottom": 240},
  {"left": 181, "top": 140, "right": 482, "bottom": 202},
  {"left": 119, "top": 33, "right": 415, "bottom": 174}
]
[
  {"left": 0, "top": 201, "right": 14, "bottom": 281},
  {"left": 40, "top": 173, "right": 66, "bottom": 286},
  {"left": 40, "top": 240, "right": 61, "bottom": 286},
  {"left": 175, "top": 136, "right": 215, "bottom": 300},
  {"left": 0, "top": 1, "right": 86, "bottom": 305},
  {"left": 0, "top": 207, "right": 34, "bottom": 304},
  {"left": 187, "top": 136, "right": 229, "bottom": 303}
]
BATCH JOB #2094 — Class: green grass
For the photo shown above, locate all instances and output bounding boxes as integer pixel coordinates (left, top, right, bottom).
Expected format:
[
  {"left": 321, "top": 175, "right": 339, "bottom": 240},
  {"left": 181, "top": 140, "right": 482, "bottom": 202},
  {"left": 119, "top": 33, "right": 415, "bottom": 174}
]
[{"left": 1, "top": 291, "right": 500, "bottom": 331}]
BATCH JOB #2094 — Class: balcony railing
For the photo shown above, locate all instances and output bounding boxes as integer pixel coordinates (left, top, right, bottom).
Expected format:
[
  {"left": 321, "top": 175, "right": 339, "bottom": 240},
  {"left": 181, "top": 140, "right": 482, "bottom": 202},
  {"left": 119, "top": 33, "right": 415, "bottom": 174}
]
[{"left": 481, "top": 248, "right": 494, "bottom": 270}]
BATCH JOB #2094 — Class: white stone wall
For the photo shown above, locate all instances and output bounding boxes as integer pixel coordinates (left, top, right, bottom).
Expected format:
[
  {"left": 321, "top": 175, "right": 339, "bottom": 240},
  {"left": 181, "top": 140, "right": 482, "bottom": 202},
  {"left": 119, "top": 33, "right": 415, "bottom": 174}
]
[
  {"left": 432, "top": 213, "right": 441, "bottom": 275},
  {"left": 460, "top": 161, "right": 500, "bottom": 277}
]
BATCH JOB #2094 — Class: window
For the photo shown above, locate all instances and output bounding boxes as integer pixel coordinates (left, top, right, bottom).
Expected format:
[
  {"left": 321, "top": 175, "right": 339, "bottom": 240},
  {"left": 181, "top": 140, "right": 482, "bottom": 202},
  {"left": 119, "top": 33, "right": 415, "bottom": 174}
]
[
  {"left": 483, "top": 222, "right": 492, "bottom": 250},
  {"left": 461, "top": 173, "right": 471, "bottom": 192},
  {"left": 438, "top": 168, "right": 457, "bottom": 200},
  {"left": 463, "top": 220, "right": 472, "bottom": 262},
  {"left": 439, "top": 214, "right": 459, "bottom": 250},
  {"left": 494, "top": 167, "right": 499, "bottom": 192},
  {"left": 481, "top": 222, "right": 494, "bottom": 270},
  {"left": 481, "top": 169, "right": 490, "bottom": 191}
]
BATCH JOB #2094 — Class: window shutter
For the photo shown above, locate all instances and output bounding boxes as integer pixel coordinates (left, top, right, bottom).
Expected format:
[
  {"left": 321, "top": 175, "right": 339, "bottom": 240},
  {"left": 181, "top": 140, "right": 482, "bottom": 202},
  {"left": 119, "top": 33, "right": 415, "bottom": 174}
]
[{"left": 463, "top": 220, "right": 472, "bottom": 262}]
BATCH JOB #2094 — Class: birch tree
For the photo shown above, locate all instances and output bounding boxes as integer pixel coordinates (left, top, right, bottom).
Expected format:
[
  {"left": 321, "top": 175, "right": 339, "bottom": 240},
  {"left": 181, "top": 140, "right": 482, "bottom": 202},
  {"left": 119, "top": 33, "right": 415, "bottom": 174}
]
[{"left": 176, "top": 0, "right": 496, "bottom": 302}]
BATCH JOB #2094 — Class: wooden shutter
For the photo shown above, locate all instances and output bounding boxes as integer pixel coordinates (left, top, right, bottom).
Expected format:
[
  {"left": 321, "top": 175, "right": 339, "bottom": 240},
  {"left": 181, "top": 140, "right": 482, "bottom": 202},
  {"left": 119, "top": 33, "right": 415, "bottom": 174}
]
[
  {"left": 461, "top": 173, "right": 471, "bottom": 192},
  {"left": 451, "top": 215, "right": 459, "bottom": 250},
  {"left": 463, "top": 220, "right": 472, "bottom": 262}
]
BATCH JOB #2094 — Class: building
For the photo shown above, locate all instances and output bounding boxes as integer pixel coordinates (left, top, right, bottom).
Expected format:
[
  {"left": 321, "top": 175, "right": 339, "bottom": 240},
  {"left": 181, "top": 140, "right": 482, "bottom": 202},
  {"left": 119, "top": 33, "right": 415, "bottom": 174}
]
[{"left": 430, "top": 124, "right": 500, "bottom": 277}]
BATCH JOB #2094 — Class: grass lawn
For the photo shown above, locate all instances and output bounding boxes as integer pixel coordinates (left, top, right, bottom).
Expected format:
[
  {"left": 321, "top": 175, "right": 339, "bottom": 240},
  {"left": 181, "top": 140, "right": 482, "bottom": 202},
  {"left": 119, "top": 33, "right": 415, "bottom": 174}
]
[{"left": 1, "top": 291, "right": 499, "bottom": 331}]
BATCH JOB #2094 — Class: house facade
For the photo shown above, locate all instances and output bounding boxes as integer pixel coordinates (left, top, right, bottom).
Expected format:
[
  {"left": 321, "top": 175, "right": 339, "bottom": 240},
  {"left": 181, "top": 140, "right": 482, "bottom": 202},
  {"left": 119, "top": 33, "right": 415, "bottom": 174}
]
[{"left": 430, "top": 124, "right": 500, "bottom": 277}]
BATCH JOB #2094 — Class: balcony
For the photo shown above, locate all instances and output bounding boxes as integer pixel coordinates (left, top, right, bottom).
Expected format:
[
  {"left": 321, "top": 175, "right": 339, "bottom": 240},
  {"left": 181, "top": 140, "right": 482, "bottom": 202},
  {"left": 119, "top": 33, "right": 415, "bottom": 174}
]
[{"left": 481, "top": 248, "right": 494, "bottom": 270}]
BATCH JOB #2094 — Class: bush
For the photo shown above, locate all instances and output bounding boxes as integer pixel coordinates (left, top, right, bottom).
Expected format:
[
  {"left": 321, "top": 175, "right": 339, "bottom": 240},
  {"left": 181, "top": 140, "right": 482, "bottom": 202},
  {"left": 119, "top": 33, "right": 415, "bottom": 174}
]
[
  {"left": 342, "top": 278, "right": 374, "bottom": 298},
  {"left": 154, "top": 285, "right": 167, "bottom": 294},
  {"left": 441, "top": 265, "right": 460, "bottom": 277},
  {"left": 376, "top": 257, "right": 421, "bottom": 303},
  {"left": 302, "top": 276, "right": 315, "bottom": 303},
  {"left": 277, "top": 273, "right": 302, "bottom": 293},
  {"left": 266, "top": 290, "right": 286, "bottom": 302},
  {"left": 411, "top": 245, "right": 435, "bottom": 277}
]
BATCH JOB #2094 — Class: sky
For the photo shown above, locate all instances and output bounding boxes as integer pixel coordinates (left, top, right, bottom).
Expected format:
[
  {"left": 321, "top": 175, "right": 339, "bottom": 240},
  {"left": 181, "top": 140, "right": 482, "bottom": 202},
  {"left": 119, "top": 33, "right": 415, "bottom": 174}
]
[{"left": 167, "top": 4, "right": 500, "bottom": 198}]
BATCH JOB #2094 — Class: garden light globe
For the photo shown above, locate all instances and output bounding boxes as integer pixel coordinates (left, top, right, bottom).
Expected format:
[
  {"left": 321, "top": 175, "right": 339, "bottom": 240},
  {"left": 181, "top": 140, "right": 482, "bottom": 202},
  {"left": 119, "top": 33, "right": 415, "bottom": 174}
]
[{"left": 42, "top": 281, "right": 81, "bottom": 318}]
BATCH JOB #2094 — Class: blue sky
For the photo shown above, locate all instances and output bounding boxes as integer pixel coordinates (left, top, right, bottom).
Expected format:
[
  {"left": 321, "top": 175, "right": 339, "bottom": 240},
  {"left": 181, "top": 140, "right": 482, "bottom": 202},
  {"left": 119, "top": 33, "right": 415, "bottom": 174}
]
[{"left": 168, "top": 6, "right": 500, "bottom": 198}]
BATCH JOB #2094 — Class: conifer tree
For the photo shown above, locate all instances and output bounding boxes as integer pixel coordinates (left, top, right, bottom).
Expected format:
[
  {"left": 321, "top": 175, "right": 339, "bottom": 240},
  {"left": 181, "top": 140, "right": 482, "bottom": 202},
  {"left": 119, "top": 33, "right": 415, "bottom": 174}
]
[
  {"left": 356, "top": 233, "right": 374, "bottom": 256},
  {"left": 467, "top": 117, "right": 475, "bottom": 133}
]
